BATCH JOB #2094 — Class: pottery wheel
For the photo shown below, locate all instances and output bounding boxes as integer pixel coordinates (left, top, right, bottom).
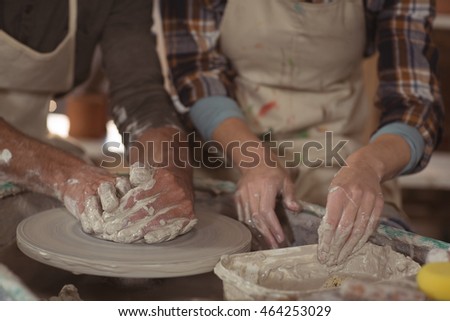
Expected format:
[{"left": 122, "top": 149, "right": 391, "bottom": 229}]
[{"left": 16, "top": 207, "right": 251, "bottom": 278}]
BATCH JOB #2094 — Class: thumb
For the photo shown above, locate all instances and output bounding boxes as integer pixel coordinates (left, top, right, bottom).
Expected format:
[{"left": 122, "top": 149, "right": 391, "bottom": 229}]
[{"left": 282, "top": 178, "right": 301, "bottom": 212}]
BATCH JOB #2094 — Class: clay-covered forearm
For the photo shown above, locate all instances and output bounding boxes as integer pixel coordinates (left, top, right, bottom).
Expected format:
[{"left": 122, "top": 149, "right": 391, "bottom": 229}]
[
  {"left": 160, "top": 0, "right": 233, "bottom": 108},
  {"left": 101, "top": 0, "right": 181, "bottom": 137},
  {"left": 0, "top": 118, "right": 90, "bottom": 198},
  {"left": 346, "top": 134, "right": 411, "bottom": 183}
]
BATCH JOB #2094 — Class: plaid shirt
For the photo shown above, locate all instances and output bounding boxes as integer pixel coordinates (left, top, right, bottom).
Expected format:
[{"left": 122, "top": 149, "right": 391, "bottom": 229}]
[{"left": 161, "top": 0, "right": 444, "bottom": 173}]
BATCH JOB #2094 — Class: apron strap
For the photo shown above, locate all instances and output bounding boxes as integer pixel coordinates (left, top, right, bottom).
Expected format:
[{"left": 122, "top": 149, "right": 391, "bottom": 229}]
[
  {"left": 68, "top": 0, "right": 77, "bottom": 35},
  {"left": 0, "top": 1, "right": 4, "bottom": 30}
]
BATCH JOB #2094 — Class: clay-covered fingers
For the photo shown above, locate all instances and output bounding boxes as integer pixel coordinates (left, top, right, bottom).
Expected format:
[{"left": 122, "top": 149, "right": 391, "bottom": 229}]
[
  {"left": 321, "top": 185, "right": 367, "bottom": 266},
  {"left": 143, "top": 217, "right": 198, "bottom": 244},
  {"left": 97, "top": 182, "right": 120, "bottom": 212},
  {"left": 119, "top": 180, "right": 157, "bottom": 212},
  {"left": 325, "top": 185, "right": 366, "bottom": 265},
  {"left": 234, "top": 190, "right": 252, "bottom": 223},
  {"left": 101, "top": 186, "right": 158, "bottom": 235},
  {"left": 352, "top": 193, "right": 384, "bottom": 254},
  {"left": 140, "top": 205, "right": 197, "bottom": 243},
  {"left": 318, "top": 185, "right": 385, "bottom": 266},
  {"left": 97, "top": 177, "right": 132, "bottom": 213},
  {"left": 102, "top": 201, "right": 143, "bottom": 236},
  {"left": 235, "top": 184, "right": 284, "bottom": 249},
  {"left": 234, "top": 192, "right": 244, "bottom": 222},
  {"left": 57, "top": 165, "right": 136, "bottom": 240},
  {"left": 103, "top": 183, "right": 196, "bottom": 244},
  {"left": 115, "top": 176, "right": 131, "bottom": 197},
  {"left": 260, "top": 184, "right": 285, "bottom": 245},
  {"left": 335, "top": 193, "right": 377, "bottom": 264},
  {"left": 233, "top": 165, "right": 298, "bottom": 248},
  {"left": 91, "top": 166, "right": 196, "bottom": 244},
  {"left": 79, "top": 196, "right": 103, "bottom": 234},
  {"left": 318, "top": 187, "right": 345, "bottom": 263},
  {"left": 253, "top": 210, "right": 283, "bottom": 248},
  {"left": 281, "top": 177, "right": 301, "bottom": 212},
  {"left": 326, "top": 207, "right": 358, "bottom": 265}
]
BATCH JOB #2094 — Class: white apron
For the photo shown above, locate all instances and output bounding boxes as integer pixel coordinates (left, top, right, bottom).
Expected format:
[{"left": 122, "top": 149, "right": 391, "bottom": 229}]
[
  {"left": 219, "top": 0, "right": 401, "bottom": 209},
  {"left": 0, "top": 0, "right": 77, "bottom": 197}
]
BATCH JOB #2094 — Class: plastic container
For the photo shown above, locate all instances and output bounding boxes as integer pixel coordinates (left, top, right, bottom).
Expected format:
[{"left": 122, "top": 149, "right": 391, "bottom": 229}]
[{"left": 214, "top": 244, "right": 421, "bottom": 300}]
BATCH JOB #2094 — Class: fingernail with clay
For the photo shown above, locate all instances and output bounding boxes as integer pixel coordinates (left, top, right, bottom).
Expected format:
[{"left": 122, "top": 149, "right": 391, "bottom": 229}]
[
  {"left": 115, "top": 176, "right": 131, "bottom": 197},
  {"left": 98, "top": 182, "right": 119, "bottom": 212},
  {"left": 79, "top": 213, "right": 93, "bottom": 234},
  {"left": 288, "top": 200, "right": 300, "bottom": 211},
  {"left": 317, "top": 250, "right": 328, "bottom": 263},
  {"left": 276, "top": 233, "right": 284, "bottom": 243},
  {"left": 270, "top": 241, "right": 279, "bottom": 249},
  {"left": 317, "top": 242, "right": 330, "bottom": 263}
]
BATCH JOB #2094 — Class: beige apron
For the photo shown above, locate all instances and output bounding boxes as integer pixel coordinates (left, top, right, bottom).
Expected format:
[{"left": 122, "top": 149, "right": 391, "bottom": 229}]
[
  {"left": 219, "top": 0, "right": 401, "bottom": 210},
  {"left": 0, "top": 0, "right": 77, "bottom": 197},
  {"left": 0, "top": 0, "right": 76, "bottom": 139}
]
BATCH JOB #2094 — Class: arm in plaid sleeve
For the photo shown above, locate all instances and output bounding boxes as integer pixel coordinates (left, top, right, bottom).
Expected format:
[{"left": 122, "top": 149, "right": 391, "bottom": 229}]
[
  {"left": 160, "top": 0, "right": 246, "bottom": 140},
  {"left": 160, "top": 0, "right": 236, "bottom": 109},
  {"left": 370, "top": 0, "right": 444, "bottom": 173}
]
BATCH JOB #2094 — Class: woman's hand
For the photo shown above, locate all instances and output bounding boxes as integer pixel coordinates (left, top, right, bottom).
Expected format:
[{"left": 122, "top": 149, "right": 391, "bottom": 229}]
[
  {"left": 317, "top": 161, "right": 384, "bottom": 265},
  {"left": 210, "top": 117, "right": 300, "bottom": 248},
  {"left": 317, "top": 134, "right": 412, "bottom": 265},
  {"left": 235, "top": 164, "right": 300, "bottom": 248}
]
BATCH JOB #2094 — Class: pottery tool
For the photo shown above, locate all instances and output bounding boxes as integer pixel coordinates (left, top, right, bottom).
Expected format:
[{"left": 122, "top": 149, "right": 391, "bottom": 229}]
[{"left": 16, "top": 205, "right": 251, "bottom": 278}]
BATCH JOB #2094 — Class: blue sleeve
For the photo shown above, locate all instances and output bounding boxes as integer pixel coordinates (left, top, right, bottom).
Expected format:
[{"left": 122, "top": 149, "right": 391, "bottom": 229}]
[
  {"left": 370, "top": 122, "right": 425, "bottom": 175},
  {"left": 189, "top": 96, "right": 245, "bottom": 140}
]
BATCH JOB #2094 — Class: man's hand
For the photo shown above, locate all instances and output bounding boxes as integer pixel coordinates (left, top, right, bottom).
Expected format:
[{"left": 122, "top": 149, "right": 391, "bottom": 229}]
[
  {"left": 1, "top": 118, "right": 197, "bottom": 244},
  {"left": 101, "top": 126, "right": 197, "bottom": 243},
  {"left": 60, "top": 163, "right": 196, "bottom": 243},
  {"left": 57, "top": 164, "right": 129, "bottom": 235},
  {"left": 100, "top": 164, "right": 197, "bottom": 243}
]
